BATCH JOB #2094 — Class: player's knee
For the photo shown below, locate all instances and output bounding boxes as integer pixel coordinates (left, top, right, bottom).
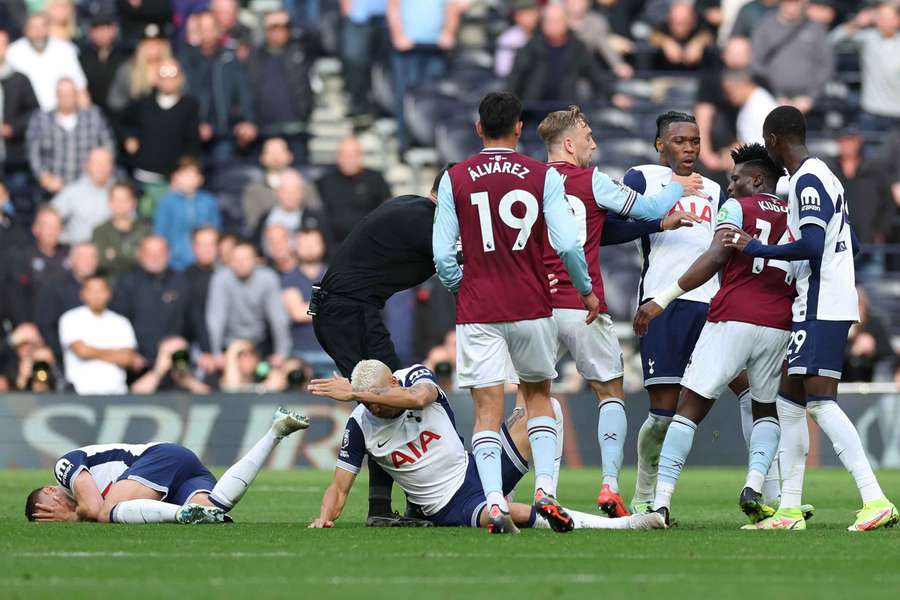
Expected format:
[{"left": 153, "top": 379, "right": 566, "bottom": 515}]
[{"left": 590, "top": 377, "right": 624, "bottom": 403}]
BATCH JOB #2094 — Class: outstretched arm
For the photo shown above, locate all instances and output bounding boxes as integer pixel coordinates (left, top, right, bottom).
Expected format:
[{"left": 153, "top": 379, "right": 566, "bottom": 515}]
[
  {"left": 308, "top": 373, "right": 439, "bottom": 410},
  {"left": 727, "top": 223, "right": 825, "bottom": 261},
  {"left": 633, "top": 228, "right": 733, "bottom": 336},
  {"left": 310, "top": 468, "right": 357, "bottom": 528},
  {"left": 596, "top": 168, "right": 703, "bottom": 220},
  {"left": 600, "top": 211, "right": 701, "bottom": 246}
]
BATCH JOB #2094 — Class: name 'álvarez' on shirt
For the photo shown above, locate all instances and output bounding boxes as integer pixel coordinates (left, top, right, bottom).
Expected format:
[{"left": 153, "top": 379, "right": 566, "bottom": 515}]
[
  {"left": 448, "top": 149, "right": 555, "bottom": 324},
  {"left": 708, "top": 193, "right": 796, "bottom": 330}
]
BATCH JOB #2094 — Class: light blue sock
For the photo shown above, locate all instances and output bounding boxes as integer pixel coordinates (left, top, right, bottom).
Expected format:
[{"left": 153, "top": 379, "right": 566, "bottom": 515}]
[
  {"left": 597, "top": 399, "right": 627, "bottom": 492},
  {"left": 528, "top": 416, "right": 559, "bottom": 496},
  {"left": 746, "top": 417, "right": 780, "bottom": 493},
  {"left": 472, "top": 430, "right": 505, "bottom": 509},
  {"left": 654, "top": 415, "right": 698, "bottom": 509}
]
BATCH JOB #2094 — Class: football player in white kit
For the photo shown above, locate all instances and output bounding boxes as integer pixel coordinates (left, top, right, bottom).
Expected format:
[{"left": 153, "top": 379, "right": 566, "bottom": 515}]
[
  {"left": 623, "top": 111, "right": 756, "bottom": 514},
  {"left": 308, "top": 361, "right": 666, "bottom": 531},
  {"left": 25, "top": 407, "right": 309, "bottom": 524},
  {"left": 727, "top": 106, "right": 898, "bottom": 531}
]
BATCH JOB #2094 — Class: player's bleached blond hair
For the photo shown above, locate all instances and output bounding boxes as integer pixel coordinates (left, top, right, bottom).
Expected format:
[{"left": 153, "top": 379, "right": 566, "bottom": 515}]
[
  {"left": 536, "top": 106, "right": 590, "bottom": 150},
  {"left": 350, "top": 360, "right": 392, "bottom": 392}
]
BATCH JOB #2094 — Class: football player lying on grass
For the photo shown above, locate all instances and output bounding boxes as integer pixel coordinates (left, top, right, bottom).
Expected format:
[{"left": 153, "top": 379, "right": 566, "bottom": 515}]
[
  {"left": 308, "top": 360, "right": 666, "bottom": 532},
  {"left": 25, "top": 407, "right": 309, "bottom": 524}
]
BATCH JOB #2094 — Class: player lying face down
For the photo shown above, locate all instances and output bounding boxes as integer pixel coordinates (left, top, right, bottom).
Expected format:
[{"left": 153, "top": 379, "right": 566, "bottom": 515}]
[
  {"left": 308, "top": 361, "right": 666, "bottom": 532},
  {"left": 25, "top": 407, "right": 309, "bottom": 524}
]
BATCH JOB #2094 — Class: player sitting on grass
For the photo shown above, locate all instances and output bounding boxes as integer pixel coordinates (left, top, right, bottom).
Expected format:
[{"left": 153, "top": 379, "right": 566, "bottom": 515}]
[
  {"left": 25, "top": 407, "right": 309, "bottom": 524},
  {"left": 308, "top": 360, "right": 666, "bottom": 531}
]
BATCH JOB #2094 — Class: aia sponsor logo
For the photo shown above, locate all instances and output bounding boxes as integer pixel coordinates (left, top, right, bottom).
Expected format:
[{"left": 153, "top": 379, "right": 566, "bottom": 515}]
[{"left": 391, "top": 431, "right": 442, "bottom": 467}]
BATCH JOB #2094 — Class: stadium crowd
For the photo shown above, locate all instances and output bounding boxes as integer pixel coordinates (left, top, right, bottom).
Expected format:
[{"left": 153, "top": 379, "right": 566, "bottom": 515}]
[{"left": 0, "top": 0, "right": 899, "bottom": 395}]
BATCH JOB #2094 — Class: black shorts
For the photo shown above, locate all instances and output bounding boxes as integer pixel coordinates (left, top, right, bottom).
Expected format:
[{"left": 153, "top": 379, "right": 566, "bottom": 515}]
[{"left": 312, "top": 295, "right": 401, "bottom": 377}]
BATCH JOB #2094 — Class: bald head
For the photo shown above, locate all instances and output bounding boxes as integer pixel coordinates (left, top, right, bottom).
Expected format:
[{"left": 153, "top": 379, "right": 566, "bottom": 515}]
[{"left": 337, "top": 137, "right": 363, "bottom": 177}]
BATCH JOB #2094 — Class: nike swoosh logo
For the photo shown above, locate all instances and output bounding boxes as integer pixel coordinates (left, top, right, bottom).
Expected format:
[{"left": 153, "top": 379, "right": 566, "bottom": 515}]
[
  {"left": 788, "top": 357, "right": 799, "bottom": 363},
  {"left": 376, "top": 439, "right": 391, "bottom": 448}
]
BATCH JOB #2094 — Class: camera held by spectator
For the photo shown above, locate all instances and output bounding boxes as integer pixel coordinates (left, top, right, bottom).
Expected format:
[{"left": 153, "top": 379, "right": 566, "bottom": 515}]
[{"left": 130, "top": 336, "right": 211, "bottom": 394}]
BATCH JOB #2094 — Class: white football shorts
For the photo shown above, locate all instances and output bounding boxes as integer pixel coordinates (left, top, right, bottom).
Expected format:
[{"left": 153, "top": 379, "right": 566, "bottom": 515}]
[
  {"left": 681, "top": 320, "right": 790, "bottom": 403},
  {"left": 456, "top": 317, "right": 558, "bottom": 389},
  {"left": 553, "top": 309, "right": 624, "bottom": 383}
]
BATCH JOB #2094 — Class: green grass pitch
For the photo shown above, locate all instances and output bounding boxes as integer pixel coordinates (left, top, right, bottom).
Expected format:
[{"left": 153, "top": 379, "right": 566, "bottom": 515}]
[{"left": 2, "top": 467, "right": 898, "bottom": 599}]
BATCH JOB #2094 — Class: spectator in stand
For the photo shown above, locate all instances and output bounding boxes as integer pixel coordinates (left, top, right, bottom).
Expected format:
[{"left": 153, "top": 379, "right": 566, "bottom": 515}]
[
  {"left": 0, "top": 28, "right": 40, "bottom": 185},
  {"left": 0, "top": 322, "right": 59, "bottom": 392},
  {"left": 92, "top": 182, "right": 150, "bottom": 285},
  {"left": 183, "top": 226, "right": 219, "bottom": 370},
  {"left": 649, "top": 1, "right": 715, "bottom": 71},
  {"left": 6, "top": 12, "right": 86, "bottom": 111},
  {"left": 242, "top": 137, "right": 322, "bottom": 235},
  {"left": 494, "top": 0, "right": 540, "bottom": 78},
  {"left": 124, "top": 58, "right": 201, "bottom": 202},
  {"left": 0, "top": 2, "right": 27, "bottom": 38},
  {"left": 695, "top": 36, "right": 754, "bottom": 173},
  {"left": 211, "top": 0, "right": 252, "bottom": 57},
  {"left": 565, "top": 0, "right": 633, "bottom": 80},
  {"left": 7, "top": 207, "right": 67, "bottom": 326},
  {"left": 594, "top": 0, "right": 643, "bottom": 44},
  {"left": 219, "top": 338, "right": 292, "bottom": 393},
  {"left": 59, "top": 275, "right": 143, "bottom": 394},
  {"left": 266, "top": 223, "right": 298, "bottom": 277},
  {"left": 130, "top": 335, "right": 211, "bottom": 394},
  {"left": 255, "top": 168, "right": 330, "bottom": 254},
  {"left": 153, "top": 156, "right": 221, "bottom": 271},
  {"left": 387, "top": 0, "right": 460, "bottom": 150},
  {"left": 111, "top": 235, "right": 191, "bottom": 364},
  {"left": 218, "top": 230, "right": 238, "bottom": 265},
  {"left": 316, "top": 136, "right": 391, "bottom": 246},
  {"left": 722, "top": 69, "right": 779, "bottom": 144},
  {"left": 116, "top": 1, "right": 173, "bottom": 45},
  {"left": 844, "top": 286, "right": 895, "bottom": 382},
  {"left": 731, "top": 0, "right": 780, "bottom": 39},
  {"left": 206, "top": 241, "right": 292, "bottom": 368},
  {"left": 26, "top": 78, "right": 115, "bottom": 196},
  {"left": 35, "top": 242, "right": 99, "bottom": 362},
  {"left": 180, "top": 11, "right": 256, "bottom": 163},
  {"left": 78, "top": 15, "right": 129, "bottom": 114},
  {"left": 51, "top": 147, "right": 115, "bottom": 245},
  {"left": 107, "top": 32, "right": 172, "bottom": 115},
  {"left": 829, "top": 128, "right": 895, "bottom": 249},
  {"left": 341, "top": 0, "right": 388, "bottom": 120},
  {"left": 508, "top": 3, "right": 631, "bottom": 109},
  {"left": 0, "top": 184, "right": 29, "bottom": 321},
  {"left": 247, "top": 9, "right": 317, "bottom": 165},
  {"left": 45, "top": 0, "right": 77, "bottom": 42},
  {"left": 831, "top": 2, "right": 900, "bottom": 132},
  {"left": 751, "top": 0, "right": 833, "bottom": 114},
  {"left": 289, "top": 228, "right": 328, "bottom": 359}
]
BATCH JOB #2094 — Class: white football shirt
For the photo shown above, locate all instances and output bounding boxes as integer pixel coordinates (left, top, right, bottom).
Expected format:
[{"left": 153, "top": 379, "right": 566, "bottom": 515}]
[{"left": 59, "top": 306, "right": 137, "bottom": 394}]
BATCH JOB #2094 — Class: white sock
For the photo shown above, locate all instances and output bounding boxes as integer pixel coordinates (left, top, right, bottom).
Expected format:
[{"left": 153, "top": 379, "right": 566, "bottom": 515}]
[
  {"left": 653, "top": 481, "right": 675, "bottom": 511},
  {"left": 633, "top": 411, "right": 673, "bottom": 503},
  {"left": 567, "top": 507, "right": 629, "bottom": 530},
  {"left": 807, "top": 398, "right": 885, "bottom": 503},
  {"left": 551, "top": 398, "right": 564, "bottom": 493},
  {"left": 210, "top": 429, "right": 279, "bottom": 509},
  {"left": 776, "top": 396, "right": 809, "bottom": 510},
  {"left": 763, "top": 454, "right": 782, "bottom": 506},
  {"left": 737, "top": 389, "right": 753, "bottom": 450},
  {"left": 111, "top": 499, "right": 179, "bottom": 523}
]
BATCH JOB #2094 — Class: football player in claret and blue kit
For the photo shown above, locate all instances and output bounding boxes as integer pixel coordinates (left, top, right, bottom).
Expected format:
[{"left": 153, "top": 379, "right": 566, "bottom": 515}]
[{"left": 727, "top": 106, "right": 897, "bottom": 531}]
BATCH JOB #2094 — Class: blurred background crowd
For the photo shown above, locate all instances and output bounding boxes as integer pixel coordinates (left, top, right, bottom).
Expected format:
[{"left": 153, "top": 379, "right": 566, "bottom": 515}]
[{"left": 0, "top": 0, "right": 898, "bottom": 396}]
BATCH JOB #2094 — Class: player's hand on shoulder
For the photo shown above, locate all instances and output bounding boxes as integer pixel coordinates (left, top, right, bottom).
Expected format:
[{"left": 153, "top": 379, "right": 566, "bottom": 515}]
[
  {"left": 308, "top": 372, "right": 355, "bottom": 402},
  {"left": 308, "top": 518, "right": 334, "bottom": 529},
  {"left": 671, "top": 173, "right": 704, "bottom": 197},
  {"left": 580, "top": 292, "right": 600, "bottom": 325},
  {"left": 723, "top": 229, "right": 754, "bottom": 252},
  {"left": 633, "top": 301, "right": 664, "bottom": 337},
  {"left": 661, "top": 211, "right": 702, "bottom": 231}
]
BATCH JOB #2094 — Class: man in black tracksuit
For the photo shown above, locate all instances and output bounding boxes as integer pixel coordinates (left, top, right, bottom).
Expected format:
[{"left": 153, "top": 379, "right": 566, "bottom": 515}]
[{"left": 311, "top": 169, "right": 450, "bottom": 526}]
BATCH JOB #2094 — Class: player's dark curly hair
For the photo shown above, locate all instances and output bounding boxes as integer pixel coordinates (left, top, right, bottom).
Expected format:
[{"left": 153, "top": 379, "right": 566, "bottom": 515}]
[
  {"left": 655, "top": 111, "right": 696, "bottom": 140},
  {"left": 25, "top": 487, "right": 42, "bottom": 522},
  {"left": 763, "top": 105, "right": 806, "bottom": 144},
  {"left": 730, "top": 143, "right": 784, "bottom": 185}
]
